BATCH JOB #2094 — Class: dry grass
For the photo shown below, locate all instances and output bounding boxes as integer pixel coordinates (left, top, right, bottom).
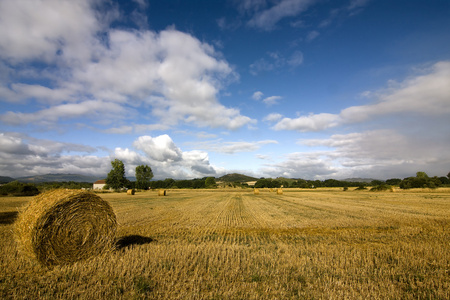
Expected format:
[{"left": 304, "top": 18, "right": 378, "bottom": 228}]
[{"left": 1, "top": 188, "right": 449, "bottom": 299}]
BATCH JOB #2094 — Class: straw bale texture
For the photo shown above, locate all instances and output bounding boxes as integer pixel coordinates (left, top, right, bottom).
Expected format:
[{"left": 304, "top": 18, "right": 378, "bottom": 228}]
[
  {"left": 277, "top": 188, "right": 283, "bottom": 195},
  {"left": 158, "top": 190, "right": 167, "bottom": 196},
  {"left": 127, "top": 189, "right": 135, "bottom": 195},
  {"left": 254, "top": 188, "right": 260, "bottom": 195},
  {"left": 15, "top": 189, "right": 117, "bottom": 267}
]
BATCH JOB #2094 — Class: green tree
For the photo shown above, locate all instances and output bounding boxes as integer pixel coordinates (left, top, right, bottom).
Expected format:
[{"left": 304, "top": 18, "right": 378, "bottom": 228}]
[
  {"left": 135, "top": 165, "right": 153, "bottom": 190},
  {"left": 205, "top": 177, "right": 216, "bottom": 188},
  {"left": 106, "top": 159, "right": 126, "bottom": 191},
  {"left": 386, "top": 178, "right": 402, "bottom": 186},
  {"left": 416, "top": 171, "right": 429, "bottom": 179},
  {"left": 0, "top": 181, "right": 39, "bottom": 196}
]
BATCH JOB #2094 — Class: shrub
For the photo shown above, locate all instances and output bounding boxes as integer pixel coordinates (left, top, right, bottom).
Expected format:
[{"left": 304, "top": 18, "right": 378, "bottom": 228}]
[
  {"left": 355, "top": 185, "right": 367, "bottom": 190},
  {"left": 0, "top": 181, "right": 39, "bottom": 196},
  {"left": 370, "top": 184, "right": 393, "bottom": 192}
]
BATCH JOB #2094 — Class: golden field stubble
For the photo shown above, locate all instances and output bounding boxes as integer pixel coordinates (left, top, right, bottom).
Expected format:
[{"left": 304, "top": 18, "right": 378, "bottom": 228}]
[{"left": 1, "top": 188, "right": 449, "bottom": 299}]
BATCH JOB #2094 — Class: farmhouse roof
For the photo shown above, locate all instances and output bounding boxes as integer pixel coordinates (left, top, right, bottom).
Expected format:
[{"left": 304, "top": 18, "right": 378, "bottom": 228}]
[{"left": 94, "top": 180, "right": 106, "bottom": 184}]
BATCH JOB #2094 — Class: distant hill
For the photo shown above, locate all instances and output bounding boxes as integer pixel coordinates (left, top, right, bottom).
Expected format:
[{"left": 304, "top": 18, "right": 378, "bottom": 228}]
[
  {"left": 0, "top": 176, "right": 15, "bottom": 184},
  {"left": 218, "top": 173, "right": 258, "bottom": 183},
  {"left": 16, "top": 173, "right": 100, "bottom": 183}
]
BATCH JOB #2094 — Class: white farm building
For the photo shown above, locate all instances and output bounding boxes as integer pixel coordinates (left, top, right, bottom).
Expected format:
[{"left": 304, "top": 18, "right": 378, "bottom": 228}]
[{"left": 93, "top": 180, "right": 106, "bottom": 190}]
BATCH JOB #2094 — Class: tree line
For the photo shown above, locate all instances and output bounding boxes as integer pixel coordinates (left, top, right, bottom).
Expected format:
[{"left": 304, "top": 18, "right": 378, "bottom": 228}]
[
  {"left": 251, "top": 172, "right": 449, "bottom": 189},
  {"left": 1, "top": 158, "right": 448, "bottom": 196},
  {"left": 105, "top": 160, "right": 450, "bottom": 190}
]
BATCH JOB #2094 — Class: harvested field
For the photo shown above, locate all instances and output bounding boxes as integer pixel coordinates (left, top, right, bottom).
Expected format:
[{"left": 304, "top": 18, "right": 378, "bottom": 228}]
[{"left": 1, "top": 188, "right": 449, "bottom": 299}]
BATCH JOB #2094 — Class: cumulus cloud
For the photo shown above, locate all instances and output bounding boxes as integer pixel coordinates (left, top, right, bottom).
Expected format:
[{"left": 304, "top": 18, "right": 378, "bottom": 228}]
[
  {"left": 0, "top": 132, "right": 222, "bottom": 179},
  {"left": 0, "top": 0, "right": 254, "bottom": 131},
  {"left": 302, "top": 129, "right": 450, "bottom": 179},
  {"left": 0, "top": 132, "right": 108, "bottom": 178},
  {"left": 120, "top": 134, "right": 220, "bottom": 179},
  {"left": 269, "top": 61, "right": 450, "bottom": 132},
  {"left": 0, "top": 0, "right": 102, "bottom": 63},
  {"left": 260, "top": 152, "right": 337, "bottom": 179},
  {"left": 340, "top": 61, "right": 450, "bottom": 122},
  {"left": 133, "top": 135, "right": 182, "bottom": 162},
  {"left": 263, "top": 113, "right": 283, "bottom": 122},
  {"left": 271, "top": 113, "right": 341, "bottom": 132},
  {"left": 252, "top": 91, "right": 282, "bottom": 106},
  {"left": 260, "top": 128, "right": 450, "bottom": 180}
]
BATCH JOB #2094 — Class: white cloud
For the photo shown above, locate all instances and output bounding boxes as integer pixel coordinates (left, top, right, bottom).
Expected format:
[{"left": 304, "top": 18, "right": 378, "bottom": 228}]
[
  {"left": 123, "top": 134, "right": 220, "bottom": 179},
  {"left": 258, "top": 128, "right": 450, "bottom": 180},
  {"left": 260, "top": 152, "right": 338, "bottom": 179},
  {"left": 0, "top": 132, "right": 108, "bottom": 178},
  {"left": 248, "top": 0, "right": 316, "bottom": 30},
  {"left": 236, "top": 0, "right": 267, "bottom": 14},
  {"left": 262, "top": 95, "right": 282, "bottom": 106},
  {"left": 0, "top": 1, "right": 254, "bottom": 131},
  {"left": 252, "top": 91, "right": 264, "bottom": 100},
  {"left": 0, "top": 0, "right": 102, "bottom": 63},
  {"left": 263, "top": 113, "right": 283, "bottom": 122},
  {"left": 306, "top": 30, "right": 320, "bottom": 42},
  {"left": 188, "top": 139, "right": 278, "bottom": 154},
  {"left": 252, "top": 91, "right": 282, "bottom": 106},
  {"left": 250, "top": 51, "right": 303, "bottom": 75},
  {"left": 271, "top": 113, "right": 341, "bottom": 132},
  {"left": 0, "top": 132, "right": 223, "bottom": 179},
  {"left": 299, "top": 129, "right": 450, "bottom": 179},
  {"left": 1, "top": 100, "right": 127, "bottom": 127},
  {"left": 270, "top": 61, "right": 450, "bottom": 132},
  {"left": 340, "top": 61, "right": 450, "bottom": 122},
  {"left": 288, "top": 50, "right": 304, "bottom": 66},
  {"left": 347, "top": 0, "right": 371, "bottom": 15},
  {"left": 133, "top": 135, "right": 182, "bottom": 162}
]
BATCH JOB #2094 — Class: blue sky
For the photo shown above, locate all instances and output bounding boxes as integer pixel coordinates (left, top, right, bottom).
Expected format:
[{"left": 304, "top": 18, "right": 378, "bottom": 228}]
[{"left": 1, "top": 0, "right": 449, "bottom": 180}]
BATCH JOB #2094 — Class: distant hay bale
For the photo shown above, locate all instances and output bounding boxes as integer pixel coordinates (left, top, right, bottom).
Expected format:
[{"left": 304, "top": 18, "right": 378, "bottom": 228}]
[
  {"left": 127, "top": 189, "right": 135, "bottom": 195},
  {"left": 158, "top": 190, "right": 166, "bottom": 196},
  {"left": 277, "top": 188, "right": 283, "bottom": 195},
  {"left": 254, "top": 188, "right": 260, "bottom": 195},
  {"left": 15, "top": 189, "right": 117, "bottom": 267}
]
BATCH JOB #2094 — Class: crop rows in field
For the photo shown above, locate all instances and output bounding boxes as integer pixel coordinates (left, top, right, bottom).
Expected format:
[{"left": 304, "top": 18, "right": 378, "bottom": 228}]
[
  {"left": 108, "top": 189, "right": 449, "bottom": 246},
  {"left": 2, "top": 188, "right": 449, "bottom": 299}
]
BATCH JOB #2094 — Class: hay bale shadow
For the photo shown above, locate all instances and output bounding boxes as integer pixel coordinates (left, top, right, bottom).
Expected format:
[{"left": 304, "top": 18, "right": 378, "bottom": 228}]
[
  {"left": 0, "top": 211, "right": 18, "bottom": 225},
  {"left": 116, "top": 235, "right": 154, "bottom": 249}
]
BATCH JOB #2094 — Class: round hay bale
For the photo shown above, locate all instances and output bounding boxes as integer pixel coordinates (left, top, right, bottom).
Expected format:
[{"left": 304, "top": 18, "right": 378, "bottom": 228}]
[
  {"left": 158, "top": 189, "right": 166, "bottom": 196},
  {"left": 127, "top": 189, "right": 135, "bottom": 195},
  {"left": 254, "top": 188, "right": 260, "bottom": 195},
  {"left": 15, "top": 189, "right": 117, "bottom": 267},
  {"left": 277, "top": 188, "right": 283, "bottom": 195}
]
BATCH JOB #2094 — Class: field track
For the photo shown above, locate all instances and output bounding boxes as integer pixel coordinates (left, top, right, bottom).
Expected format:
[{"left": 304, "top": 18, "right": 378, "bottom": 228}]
[{"left": 1, "top": 188, "right": 449, "bottom": 299}]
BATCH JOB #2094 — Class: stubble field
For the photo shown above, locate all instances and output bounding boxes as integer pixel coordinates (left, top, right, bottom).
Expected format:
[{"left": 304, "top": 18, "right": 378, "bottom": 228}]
[{"left": 1, "top": 188, "right": 449, "bottom": 299}]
